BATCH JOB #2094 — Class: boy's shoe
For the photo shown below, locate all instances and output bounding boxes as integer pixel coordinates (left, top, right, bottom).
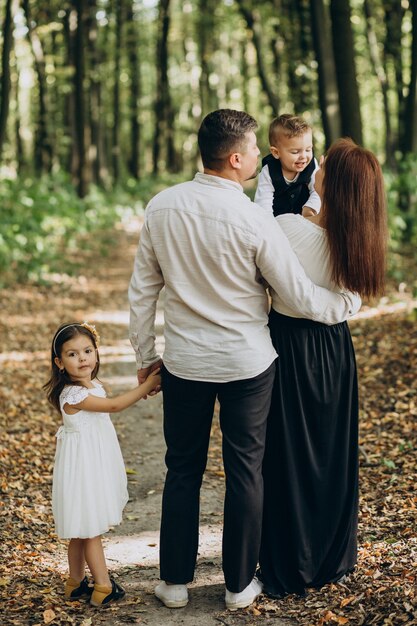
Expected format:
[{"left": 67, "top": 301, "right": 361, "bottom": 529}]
[
  {"left": 225, "top": 577, "right": 263, "bottom": 610},
  {"left": 155, "top": 581, "right": 189, "bottom": 608},
  {"left": 64, "top": 576, "right": 94, "bottom": 600},
  {"left": 90, "top": 578, "right": 126, "bottom": 607}
]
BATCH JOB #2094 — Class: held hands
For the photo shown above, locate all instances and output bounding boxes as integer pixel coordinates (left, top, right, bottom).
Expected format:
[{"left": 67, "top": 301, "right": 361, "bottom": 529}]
[{"left": 138, "top": 359, "right": 163, "bottom": 398}]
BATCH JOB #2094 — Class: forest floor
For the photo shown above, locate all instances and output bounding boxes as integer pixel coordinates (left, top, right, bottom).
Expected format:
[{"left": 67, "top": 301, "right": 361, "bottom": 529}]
[{"left": 1, "top": 219, "right": 417, "bottom": 626}]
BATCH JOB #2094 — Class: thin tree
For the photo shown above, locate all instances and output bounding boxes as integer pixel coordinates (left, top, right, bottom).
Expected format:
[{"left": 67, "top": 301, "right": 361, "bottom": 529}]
[
  {"left": 197, "top": 0, "right": 217, "bottom": 117},
  {"left": 329, "top": 0, "right": 363, "bottom": 143},
  {"left": 363, "top": 0, "right": 393, "bottom": 165},
  {"left": 15, "top": 114, "right": 24, "bottom": 174},
  {"left": 152, "top": 0, "right": 178, "bottom": 175},
  {"left": 285, "top": 0, "right": 315, "bottom": 111},
  {"left": 383, "top": 1, "right": 405, "bottom": 153},
  {"left": 403, "top": 0, "right": 417, "bottom": 155},
  {"left": 269, "top": 2, "right": 283, "bottom": 108},
  {"left": 44, "top": 6, "right": 60, "bottom": 169},
  {"left": 126, "top": 0, "right": 141, "bottom": 179},
  {"left": 235, "top": 0, "right": 279, "bottom": 114},
  {"left": 22, "top": 0, "right": 53, "bottom": 173},
  {"left": 87, "top": 0, "right": 104, "bottom": 185},
  {"left": 310, "top": 0, "right": 341, "bottom": 146},
  {"left": 63, "top": 7, "right": 78, "bottom": 178},
  {"left": 0, "top": 0, "right": 13, "bottom": 163},
  {"left": 73, "top": 0, "right": 89, "bottom": 197},
  {"left": 112, "top": 0, "right": 122, "bottom": 183},
  {"left": 397, "top": 0, "right": 417, "bottom": 228}
]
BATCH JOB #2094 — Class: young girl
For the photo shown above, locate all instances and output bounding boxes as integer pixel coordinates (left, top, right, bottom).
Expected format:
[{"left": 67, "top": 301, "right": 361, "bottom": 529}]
[{"left": 44, "top": 321, "right": 161, "bottom": 607}]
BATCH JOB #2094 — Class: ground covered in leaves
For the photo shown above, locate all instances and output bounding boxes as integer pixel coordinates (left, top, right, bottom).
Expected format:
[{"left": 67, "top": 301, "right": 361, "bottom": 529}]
[{"left": 1, "top": 225, "right": 417, "bottom": 626}]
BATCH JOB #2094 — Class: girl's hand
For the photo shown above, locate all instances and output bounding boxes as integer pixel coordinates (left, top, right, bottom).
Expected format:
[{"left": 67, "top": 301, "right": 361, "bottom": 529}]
[
  {"left": 138, "top": 360, "right": 162, "bottom": 398},
  {"left": 143, "top": 368, "right": 162, "bottom": 396}
]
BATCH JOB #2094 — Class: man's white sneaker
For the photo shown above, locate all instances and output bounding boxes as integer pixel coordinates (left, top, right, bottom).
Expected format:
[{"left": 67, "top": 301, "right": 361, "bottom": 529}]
[
  {"left": 155, "top": 581, "right": 189, "bottom": 608},
  {"left": 225, "top": 577, "right": 263, "bottom": 610}
]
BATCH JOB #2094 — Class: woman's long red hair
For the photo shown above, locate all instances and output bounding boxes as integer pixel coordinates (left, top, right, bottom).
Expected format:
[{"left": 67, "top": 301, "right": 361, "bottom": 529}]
[{"left": 322, "top": 138, "right": 387, "bottom": 299}]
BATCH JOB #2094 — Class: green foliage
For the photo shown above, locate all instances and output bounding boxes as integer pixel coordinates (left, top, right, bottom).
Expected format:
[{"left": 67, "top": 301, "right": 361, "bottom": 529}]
[
  {"left": 0, "top": 172, "right": 182, "bottom": 286},
  {"left": 386, "top": 155, "right": 417, "bottom": 244},
  {"left": 384, "top": 157, "right": 417, "bottom": 296}
]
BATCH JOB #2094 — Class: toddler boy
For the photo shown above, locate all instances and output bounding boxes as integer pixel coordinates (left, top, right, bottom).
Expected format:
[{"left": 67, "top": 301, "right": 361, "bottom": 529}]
[{"left": 255, "top": 114, "right": 321, "bottom": 217}]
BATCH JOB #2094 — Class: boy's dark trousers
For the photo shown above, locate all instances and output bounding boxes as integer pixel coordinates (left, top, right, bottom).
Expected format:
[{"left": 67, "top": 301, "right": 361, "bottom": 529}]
[{"left": 159, "top": 361, "right": 275, "bottom": 593}]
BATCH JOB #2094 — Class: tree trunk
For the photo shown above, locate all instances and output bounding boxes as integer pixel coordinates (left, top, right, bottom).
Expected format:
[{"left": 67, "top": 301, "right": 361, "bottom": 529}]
[
  {"left": 0, "top": 0, "right": 13, "bottom": 163},
  {"left": 269, "top": 0, "right": 284, "bottom": 111},
  {"left": 235, "top": 0, "right": 279, "bottom": 114},
  {"left": 285, "top": 0, "right": 301, "bottom": 109},
  {"left": 310, "top": 0, "right": 341, "bottom": 146},
  {"left": 384, "top": 1, "right": 405, "bottom": 154},
  {"left": 363, "top": 0, "right": 393, "bottom": 165},
  {"left": 397, "top": 0, "right": 417, "bottom": 229},
  {"left": 126, "top": 0, "right": 141, "bottom": 179},
  {"left": 241, "top": 39, "right": 250, "bottom": 113},
  {"left": 329, "top": 0, "right": 363, "bottom": 144},
  {"left": 152, "top": 0, "right": 179, "bottom": 175},
  {"left": 73, "top": 0, "right": 88, "bottom": 197},
  {"left": 44, "top": 6, "right": 59, "bottom": 170},
  {"left": 197, "top": 0, "right": 217, "bottom": 117},
  {"left": 285, "top": 0, "right": 314, "bottom": 111},
  {"left": 22, "top": 0, "right": 53, "bottom": 173},
  {"left": 403, "top": 0, "right": 417, "bottom": 154},
  {"left": 87, "top": 0, "right": 104, "bottom": 185},
  {"left": 14, "top": 72, "right": 24, "bottom": 174},
  {"left": 63, "top": 9, "right": 76, "bottom": 176},
  {"left": 112, "top": 0, "right": 122, "bottom": 182}
]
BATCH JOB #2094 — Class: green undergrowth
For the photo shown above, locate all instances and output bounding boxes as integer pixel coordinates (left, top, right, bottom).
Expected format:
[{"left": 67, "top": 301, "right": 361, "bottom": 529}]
[{"left": 0, "top": 173, "right": 183, "bottom": 286}]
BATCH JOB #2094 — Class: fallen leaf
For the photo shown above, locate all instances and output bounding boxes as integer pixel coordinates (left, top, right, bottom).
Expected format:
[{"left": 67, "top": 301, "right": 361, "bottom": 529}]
[{"left": 43, "top": 609, "right": 56, "bottom": 624}]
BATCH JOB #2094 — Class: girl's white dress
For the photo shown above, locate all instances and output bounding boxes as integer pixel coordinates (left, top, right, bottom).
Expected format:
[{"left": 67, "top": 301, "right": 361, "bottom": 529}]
[{"left": 52, "top": 381, "right": 129, "bottom": 539}]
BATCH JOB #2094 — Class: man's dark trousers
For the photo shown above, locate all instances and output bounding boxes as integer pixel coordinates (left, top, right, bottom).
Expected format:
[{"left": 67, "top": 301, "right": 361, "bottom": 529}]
[{"left": 159, "top": 361, "right": 276, "bottom": 593}]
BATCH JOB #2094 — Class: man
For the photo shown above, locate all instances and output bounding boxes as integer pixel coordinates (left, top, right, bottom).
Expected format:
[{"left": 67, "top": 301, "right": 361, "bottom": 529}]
[{"left": 128, "top": 109, "right": 360, "bottom": 611}]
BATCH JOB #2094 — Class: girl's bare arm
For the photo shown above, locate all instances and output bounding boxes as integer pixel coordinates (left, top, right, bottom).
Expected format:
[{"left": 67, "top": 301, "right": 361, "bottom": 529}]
[{"left": 64, "top": 370, "right": 161, "bottom": 414}]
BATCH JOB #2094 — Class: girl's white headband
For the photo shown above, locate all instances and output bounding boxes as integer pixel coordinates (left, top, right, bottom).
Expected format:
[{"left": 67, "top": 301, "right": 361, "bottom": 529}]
[{"left": 53, "top": 322, "right": 100, "bottom": 356}]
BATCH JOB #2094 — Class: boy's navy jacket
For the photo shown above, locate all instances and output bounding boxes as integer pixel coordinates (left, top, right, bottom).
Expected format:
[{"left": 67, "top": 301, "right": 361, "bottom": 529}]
[{"left": 262, "top": 153, "right": 316, "bottom": 217}]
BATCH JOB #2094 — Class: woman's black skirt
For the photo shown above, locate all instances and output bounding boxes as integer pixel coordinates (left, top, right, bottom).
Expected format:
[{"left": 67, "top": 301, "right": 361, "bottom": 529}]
[{"left": 259, "top": 309, "right": 359, "bottom": 598}]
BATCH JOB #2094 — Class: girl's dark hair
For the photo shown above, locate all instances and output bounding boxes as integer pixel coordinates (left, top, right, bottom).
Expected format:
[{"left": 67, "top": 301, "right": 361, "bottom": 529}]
[
  {"left": 322, "top": 138, "right": 387, "bottom": 300},
  {"left": 43, "top": 323, "right": 100, "bottom": 414}
]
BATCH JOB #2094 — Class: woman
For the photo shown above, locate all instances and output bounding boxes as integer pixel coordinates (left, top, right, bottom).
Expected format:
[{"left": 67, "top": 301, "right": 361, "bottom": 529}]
[{"left": 259, "top": 138, "right": 387, "bottom": 598}]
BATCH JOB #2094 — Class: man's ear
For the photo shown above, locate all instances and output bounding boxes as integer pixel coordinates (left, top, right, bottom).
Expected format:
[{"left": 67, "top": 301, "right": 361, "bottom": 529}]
[
  {"left": 270, "top": 146, "right": 280, "bottom": 160},
  {"left": 229, "top": 152, "right": 242, "bottom": 169}
]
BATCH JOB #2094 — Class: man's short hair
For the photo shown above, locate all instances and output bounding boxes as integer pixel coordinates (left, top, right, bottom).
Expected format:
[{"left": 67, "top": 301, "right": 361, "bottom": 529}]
[
  {"left": 198, "top": 109, "right": 258, "bottom": 170},
  {"left": 269, "top": 114, "right": 312, "bottom": 146}
]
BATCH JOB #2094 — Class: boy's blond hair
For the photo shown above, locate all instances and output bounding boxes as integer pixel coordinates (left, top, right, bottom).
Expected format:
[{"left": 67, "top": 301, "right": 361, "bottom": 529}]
[{"left": 269, "top": 114, "right": 312, "bottom": 146}]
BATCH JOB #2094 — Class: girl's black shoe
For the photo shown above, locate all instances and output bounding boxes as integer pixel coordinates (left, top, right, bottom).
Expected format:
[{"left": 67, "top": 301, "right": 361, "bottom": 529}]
[
  {"left": 90, "top": 578, "right": 126, "bottom": 607},
  {"left": 65, "top": 576, "right": 94, "bottom": 600}
]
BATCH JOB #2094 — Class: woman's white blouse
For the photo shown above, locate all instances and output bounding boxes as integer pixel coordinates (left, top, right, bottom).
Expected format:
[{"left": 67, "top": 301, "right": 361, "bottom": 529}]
[{"left": 270, "top": 214, "right": 340, "bottom": 318}]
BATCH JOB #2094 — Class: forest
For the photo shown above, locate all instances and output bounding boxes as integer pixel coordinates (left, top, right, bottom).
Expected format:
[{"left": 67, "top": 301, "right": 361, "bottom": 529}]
[{"left": 0, "top": 0, "right": 417, "bottom": 284}]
